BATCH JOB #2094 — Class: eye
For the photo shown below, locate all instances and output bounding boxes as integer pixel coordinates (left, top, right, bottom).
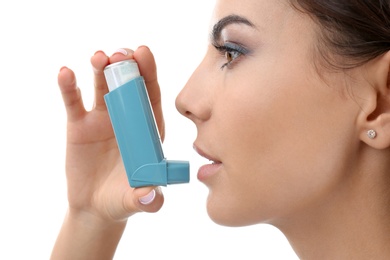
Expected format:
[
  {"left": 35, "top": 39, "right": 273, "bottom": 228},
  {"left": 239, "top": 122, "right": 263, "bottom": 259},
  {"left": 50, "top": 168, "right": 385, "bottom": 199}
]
[{"left": 213, "top": 42, "right": 248, "bottom": 70}]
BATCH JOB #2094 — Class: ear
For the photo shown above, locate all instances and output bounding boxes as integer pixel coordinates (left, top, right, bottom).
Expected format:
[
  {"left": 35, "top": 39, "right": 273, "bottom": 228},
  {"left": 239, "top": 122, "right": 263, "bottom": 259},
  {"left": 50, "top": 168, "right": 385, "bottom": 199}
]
[{"left": 357, "top": 51, "right": 390, "bottom": 149}]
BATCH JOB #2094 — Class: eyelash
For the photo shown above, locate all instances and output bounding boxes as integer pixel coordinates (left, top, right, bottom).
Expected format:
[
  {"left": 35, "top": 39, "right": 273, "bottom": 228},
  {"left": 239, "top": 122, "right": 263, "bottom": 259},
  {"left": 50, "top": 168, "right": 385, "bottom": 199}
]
[{"left": 213, "top": 42, "right": 248, "bottom": 70}]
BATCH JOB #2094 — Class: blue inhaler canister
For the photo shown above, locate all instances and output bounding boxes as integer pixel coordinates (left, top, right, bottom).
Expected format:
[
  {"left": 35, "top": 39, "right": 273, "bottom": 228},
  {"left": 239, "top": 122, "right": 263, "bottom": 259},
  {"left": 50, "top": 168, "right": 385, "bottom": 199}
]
[{"left": 103, "top": 60, "right": 190, "bottom": 188}]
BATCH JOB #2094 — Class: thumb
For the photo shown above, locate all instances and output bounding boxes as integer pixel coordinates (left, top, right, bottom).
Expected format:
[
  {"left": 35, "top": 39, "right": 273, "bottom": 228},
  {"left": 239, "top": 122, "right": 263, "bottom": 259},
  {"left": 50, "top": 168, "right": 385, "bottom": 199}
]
[{"left": 131, "top": 187, "right": 164, "bottom": 213}]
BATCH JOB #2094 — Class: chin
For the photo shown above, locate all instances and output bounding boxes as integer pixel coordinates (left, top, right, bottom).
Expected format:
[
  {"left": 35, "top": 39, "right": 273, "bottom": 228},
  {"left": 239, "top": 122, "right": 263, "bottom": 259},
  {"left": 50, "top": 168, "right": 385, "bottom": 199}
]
[{"left": 206, "top": 195, "right": 259, "bottom": 227}]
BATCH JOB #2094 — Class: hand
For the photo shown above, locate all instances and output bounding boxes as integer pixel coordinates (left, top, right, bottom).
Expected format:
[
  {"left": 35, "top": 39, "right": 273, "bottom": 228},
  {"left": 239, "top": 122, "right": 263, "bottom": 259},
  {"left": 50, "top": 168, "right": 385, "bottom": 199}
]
[{"left": 58, "top": 46, "right": 165, "bottom": 223}]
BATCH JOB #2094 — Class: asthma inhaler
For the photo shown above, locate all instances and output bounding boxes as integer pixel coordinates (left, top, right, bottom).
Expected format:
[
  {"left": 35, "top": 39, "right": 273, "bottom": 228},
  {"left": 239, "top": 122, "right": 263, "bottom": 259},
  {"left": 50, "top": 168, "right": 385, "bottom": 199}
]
[{"left": 104, "top": 60, "right": 190, "bottom": 188}]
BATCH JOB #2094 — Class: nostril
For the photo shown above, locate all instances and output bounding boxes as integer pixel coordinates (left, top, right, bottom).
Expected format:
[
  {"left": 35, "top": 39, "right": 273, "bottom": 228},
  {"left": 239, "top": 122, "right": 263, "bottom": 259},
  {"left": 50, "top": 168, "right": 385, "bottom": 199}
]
[
  {"left": 185, "top": 111, "right": 191, "bottom": 117},
  {"left": 180, "top": 110, "right": 193, "bottom": 120}
]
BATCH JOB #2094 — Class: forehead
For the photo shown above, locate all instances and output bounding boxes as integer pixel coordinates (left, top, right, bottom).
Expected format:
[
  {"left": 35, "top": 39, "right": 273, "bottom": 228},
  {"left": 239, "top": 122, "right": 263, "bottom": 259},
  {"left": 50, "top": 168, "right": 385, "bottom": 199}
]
[
  {"left": 212, "top": 0, "right": 294, "bottom": 28},
  {"left": 211, "top": 0, "right": 318, "bottom": 57}
]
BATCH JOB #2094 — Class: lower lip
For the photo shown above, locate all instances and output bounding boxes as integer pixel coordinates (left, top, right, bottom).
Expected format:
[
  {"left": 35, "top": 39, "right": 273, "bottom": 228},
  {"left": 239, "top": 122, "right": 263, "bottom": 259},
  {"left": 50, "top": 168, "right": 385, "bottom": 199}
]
[{"left": 197, "top": 163, "right": 222, "bottom": 182}]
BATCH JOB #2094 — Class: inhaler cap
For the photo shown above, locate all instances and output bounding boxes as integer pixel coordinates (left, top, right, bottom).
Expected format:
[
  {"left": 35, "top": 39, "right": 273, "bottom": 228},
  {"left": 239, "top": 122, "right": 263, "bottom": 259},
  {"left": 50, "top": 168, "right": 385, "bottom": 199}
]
[{"left": 104, "top": 60, "right": 140, "bottom": 92}]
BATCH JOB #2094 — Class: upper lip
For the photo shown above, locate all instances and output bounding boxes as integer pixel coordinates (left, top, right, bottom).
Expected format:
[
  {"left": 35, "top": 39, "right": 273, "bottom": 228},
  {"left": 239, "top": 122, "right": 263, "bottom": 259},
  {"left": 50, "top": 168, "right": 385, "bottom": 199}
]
[{"left": 193, "top": 144, "right": 222, "bottom": 163}]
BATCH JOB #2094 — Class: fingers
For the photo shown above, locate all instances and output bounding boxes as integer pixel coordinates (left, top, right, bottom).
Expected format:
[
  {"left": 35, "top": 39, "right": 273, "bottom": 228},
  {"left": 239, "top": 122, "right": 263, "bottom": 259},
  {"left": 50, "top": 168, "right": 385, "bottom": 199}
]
[
  {"left": 133, "top": 46, "right": 166, "bottom": 141},
  {"left": 91, "top": 47, "right": 165, "bottom": 141},
  {"left": 92, "top": 49, "right": 136, "bottom": 110},
  {"left": 90, "top": 51, "right": 110, "bottom": 110},
  {"left": 108, "top": 48, "right": 135, "bottom": 64},
  {"left": 58, "top": 67, "right": 86, "bottom": 122}
]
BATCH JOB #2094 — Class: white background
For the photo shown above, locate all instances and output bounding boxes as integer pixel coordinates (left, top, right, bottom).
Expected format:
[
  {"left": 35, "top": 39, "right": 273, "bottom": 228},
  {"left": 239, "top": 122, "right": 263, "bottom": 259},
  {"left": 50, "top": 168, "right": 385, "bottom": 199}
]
[{"left": 0, "top": 0, "right": 297, "bottom": 259}]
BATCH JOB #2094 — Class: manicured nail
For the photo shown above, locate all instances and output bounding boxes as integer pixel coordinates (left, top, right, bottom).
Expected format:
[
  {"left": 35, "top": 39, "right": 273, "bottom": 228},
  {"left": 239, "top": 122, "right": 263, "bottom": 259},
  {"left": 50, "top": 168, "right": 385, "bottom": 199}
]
[
  {"left": 94, "top": 50, "right": 105, "bottom": 55},
  {"left": 139, "top": 189, "right": 156, "bottom": 205},
  {"left": 114, "top": 48, "right": 128, "bottom": 56},
  {"left": 137, "top": 45, "right": 150, "bottom": 51}
]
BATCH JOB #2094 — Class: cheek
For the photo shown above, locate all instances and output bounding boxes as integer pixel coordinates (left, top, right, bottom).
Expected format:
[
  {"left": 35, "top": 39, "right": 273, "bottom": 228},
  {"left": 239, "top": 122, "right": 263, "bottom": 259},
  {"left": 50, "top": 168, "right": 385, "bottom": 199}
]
[
  {"left": 206, "top": 72, "right": 358, "bottom": 225},
  {"left": 205, "top": 83, "right": 280, "bottom": 225}
]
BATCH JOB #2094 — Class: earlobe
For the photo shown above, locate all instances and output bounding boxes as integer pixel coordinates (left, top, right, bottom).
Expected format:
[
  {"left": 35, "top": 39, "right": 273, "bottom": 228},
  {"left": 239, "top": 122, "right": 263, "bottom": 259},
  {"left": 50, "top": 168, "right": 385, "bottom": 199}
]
[{"left": 358, "top": 51, "right": 390, "bottom": 150}]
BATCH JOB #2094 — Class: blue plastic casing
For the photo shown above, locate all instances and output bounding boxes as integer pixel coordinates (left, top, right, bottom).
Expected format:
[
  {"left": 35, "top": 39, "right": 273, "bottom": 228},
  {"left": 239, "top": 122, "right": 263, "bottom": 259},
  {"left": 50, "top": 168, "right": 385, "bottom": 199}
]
[{"left": 103, "top": 60, "right": 189, "bottom": 188}]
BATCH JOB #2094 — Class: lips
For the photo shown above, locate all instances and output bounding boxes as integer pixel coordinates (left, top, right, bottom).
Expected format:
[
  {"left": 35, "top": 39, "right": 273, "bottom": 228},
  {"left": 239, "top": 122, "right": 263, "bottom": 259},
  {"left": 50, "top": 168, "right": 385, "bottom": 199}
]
[
  {"left": 193, "top": 144, "right": 222, "bottom": 182},
  {"left": 193, "top": 144, "right": 222, "bottom": 164}
]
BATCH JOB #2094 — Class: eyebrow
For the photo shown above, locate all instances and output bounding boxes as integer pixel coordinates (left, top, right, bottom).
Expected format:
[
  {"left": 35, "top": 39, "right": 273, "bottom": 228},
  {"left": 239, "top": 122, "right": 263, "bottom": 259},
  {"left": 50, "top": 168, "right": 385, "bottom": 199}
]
[{"left": 211, "top": 14, "right": 255, "bottom": 43}]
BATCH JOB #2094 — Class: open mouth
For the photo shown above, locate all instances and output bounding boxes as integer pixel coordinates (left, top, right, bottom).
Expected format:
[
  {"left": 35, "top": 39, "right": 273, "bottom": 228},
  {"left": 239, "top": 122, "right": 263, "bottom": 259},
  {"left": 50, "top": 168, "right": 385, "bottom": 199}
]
[
  {"left": 194, "top": 144, "right": 223, "bottom": 182},
  {"left": 193, "top": 144, "right": 222, "bottom": 164}
]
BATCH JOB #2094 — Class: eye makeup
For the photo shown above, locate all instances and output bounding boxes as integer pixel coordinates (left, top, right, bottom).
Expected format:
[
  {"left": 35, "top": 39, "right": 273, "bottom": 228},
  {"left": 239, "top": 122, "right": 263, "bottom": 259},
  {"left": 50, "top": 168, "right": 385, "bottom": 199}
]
[
  {"left": 210, "top": 14, "right": 258, "bottom": 69},
  {"left": 213, "top": 41, "right": 250, "bottom": 69}
]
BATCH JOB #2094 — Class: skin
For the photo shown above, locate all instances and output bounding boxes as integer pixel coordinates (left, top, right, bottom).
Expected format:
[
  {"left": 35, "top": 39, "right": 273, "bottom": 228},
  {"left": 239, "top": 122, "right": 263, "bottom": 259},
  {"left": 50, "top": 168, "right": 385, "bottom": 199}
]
[
  {"left": 52, "top": 0, "right": 390, "bottom": 259},
  {"left": 176, "top": 0, "right": 390, "bottom": 258}
]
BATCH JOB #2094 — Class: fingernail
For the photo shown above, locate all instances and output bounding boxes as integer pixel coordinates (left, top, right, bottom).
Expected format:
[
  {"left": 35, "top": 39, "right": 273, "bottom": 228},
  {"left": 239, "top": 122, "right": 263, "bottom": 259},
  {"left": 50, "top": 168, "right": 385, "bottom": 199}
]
[
  {"left": 114, "top": 48, "right": 128, "bottom": 56},
  {"left": 137, "top": 45, "right": 150, "bottom": 51},
  {"left": 94, "top": 50, "right": 105, "bottom": 55},
  {"left": 139, "top": 189, "right": 156, "bottom": 205}
]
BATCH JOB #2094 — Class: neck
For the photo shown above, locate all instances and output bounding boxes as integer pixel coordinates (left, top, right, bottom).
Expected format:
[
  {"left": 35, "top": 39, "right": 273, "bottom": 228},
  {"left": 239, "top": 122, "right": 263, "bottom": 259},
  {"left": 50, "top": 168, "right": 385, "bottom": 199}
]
[{"left": 275, "top": 149, "right": 390, "bottom": 259}]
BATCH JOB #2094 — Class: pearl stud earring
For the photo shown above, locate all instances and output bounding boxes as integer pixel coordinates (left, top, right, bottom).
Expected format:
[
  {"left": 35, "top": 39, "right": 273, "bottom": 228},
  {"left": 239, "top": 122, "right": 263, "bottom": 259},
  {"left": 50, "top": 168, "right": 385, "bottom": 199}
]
[{"left": 367, "top": 130, "right": 377, "bottom": 139}]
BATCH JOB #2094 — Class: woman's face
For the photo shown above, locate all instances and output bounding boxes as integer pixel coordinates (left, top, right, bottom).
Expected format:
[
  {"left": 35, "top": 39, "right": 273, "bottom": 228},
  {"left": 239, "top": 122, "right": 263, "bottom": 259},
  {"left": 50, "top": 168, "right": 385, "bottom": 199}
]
[{"left": 176, "top": 0, "right": 361, "bottom": 226}]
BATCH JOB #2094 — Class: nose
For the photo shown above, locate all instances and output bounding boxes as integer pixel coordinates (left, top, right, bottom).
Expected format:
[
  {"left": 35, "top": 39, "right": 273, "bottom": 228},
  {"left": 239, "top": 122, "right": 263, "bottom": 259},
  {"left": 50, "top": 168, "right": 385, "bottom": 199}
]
[{"left": 175, "top": 60, "right": 213, "bottom": 124}]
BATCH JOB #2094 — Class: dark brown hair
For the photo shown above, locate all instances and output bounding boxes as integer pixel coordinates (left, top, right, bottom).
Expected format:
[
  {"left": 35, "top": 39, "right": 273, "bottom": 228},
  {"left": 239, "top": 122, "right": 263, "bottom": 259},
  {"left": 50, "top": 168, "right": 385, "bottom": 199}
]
[{"left": 291, "top": 0, "right": 390, "bottom": 69}]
